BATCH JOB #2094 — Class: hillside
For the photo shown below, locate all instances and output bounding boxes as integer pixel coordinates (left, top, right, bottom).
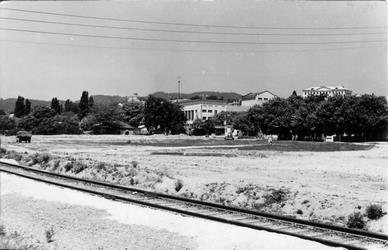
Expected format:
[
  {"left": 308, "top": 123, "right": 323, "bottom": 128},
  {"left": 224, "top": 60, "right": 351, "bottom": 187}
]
[{"left": 0, "top": 98, "right": 54, "bottom": 114}]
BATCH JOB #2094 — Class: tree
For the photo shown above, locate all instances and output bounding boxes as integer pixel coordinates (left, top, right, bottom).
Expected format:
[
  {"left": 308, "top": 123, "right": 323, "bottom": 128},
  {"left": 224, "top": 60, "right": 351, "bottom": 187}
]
[
  {"left": 121, "top": 102, "right": 144, "bottom": 127},
  {"left": 90, "top": 104, "right": 123, "bottom": 134},
  {"left": 64, "top": 99, "right": 72, "bottom": 112},
  {"left": 64, "top": 99, "right": 79, "bottom": 113},
  {"left": 0, "top": 115, "right": 16, "bottom": 131},
  {"left": 144, "top": 95, "right": 186, "bottom": 134},
  {"left": 88, "top": 96, "right": 94, "bottom": 108},
  {"left": 24, "top": 99, "right": 31, "bottom": 115},
  {"left": 14, "top": 96, "right": 25, "bottom": 118},
  {"left": 78, "top": 91, "right": 89, "bottom": 119},
  {"left": 0, "top": 109, "right": 6, "bottom": 116},
  {"left": 18, "top": 106, "right": 56, "bottom": 132},
  {"left": 51, "top": 97, "right": 61, "bottom": 114}
]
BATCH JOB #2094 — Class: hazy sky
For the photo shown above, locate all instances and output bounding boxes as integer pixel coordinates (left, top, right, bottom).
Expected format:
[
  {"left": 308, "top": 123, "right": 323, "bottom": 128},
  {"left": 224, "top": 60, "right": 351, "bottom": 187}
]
[{"left": 0, "top": 1, "right": 386, "bottom": 101}]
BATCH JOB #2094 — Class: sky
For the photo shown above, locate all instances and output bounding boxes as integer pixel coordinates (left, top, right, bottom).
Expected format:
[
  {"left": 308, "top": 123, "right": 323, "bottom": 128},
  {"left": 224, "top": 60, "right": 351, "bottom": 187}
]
[{"left": 0, "top": 1, "right": 386, "bottom": 101}]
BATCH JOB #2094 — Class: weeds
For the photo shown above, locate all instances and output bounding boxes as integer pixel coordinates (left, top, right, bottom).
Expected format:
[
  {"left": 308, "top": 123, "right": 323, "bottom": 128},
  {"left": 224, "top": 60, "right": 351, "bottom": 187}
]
[
  {"left": 64, "top": 162, "right": 73, "bottom": 172},
  {"left": 72, "top": 162, "right": 87, "bottom": 174},
  {"left": 131, "top": 161, "right": 138, "bottom": 168},
  {"left": 0, "top": 225, "right": 5, "bottom": 236},
  {"left": 264, "top": 189, "right": 288, "bottom": 204},
  {"left": 45, "top": 227, "right": 55, "bottom": 243},
  {"left": 365, "top": 204, "right": 384, "bottom": 220},
  {"left": 175, "top": 179, "right": 184, "bottom": 192},
  {"left": 95, "top": 162, "right": 106, "bottom": 172},
  {"left": 347, "top": 212, "right": 365, "bottom": 229}
]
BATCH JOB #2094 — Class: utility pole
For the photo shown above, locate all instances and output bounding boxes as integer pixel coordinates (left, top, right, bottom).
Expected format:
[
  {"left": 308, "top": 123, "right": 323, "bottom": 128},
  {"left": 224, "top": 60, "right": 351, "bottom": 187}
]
[{"left": 177, "top": 76, "right": 181, "bottom": 100}]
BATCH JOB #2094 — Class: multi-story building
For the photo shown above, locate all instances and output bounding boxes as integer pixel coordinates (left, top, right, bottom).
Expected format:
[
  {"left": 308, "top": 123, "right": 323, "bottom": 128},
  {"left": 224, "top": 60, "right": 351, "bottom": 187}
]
[
  {"left": 302, "top": 86, "right": 352, "bottom": 98},
  {"left": 241, "top": 91, "right": 277, "bottom": 107},
  {"left": 181, "top": 100, "right": 248, "bottom": 124}
]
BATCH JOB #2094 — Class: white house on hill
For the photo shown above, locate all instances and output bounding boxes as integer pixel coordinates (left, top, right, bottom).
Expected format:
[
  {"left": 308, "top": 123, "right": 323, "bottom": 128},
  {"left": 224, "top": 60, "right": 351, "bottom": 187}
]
[
  {"left": 302, "top": 86, "right": 352, "bottom": 98},
  {"left": 241, "top": 91, "right": 277, "bottom": 107}
]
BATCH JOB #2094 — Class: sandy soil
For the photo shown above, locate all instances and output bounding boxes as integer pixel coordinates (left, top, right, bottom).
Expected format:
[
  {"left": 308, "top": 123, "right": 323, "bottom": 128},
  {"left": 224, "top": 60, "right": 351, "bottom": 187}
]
[
  {"left": 1, "top": 134, "right": 387, "bottom": 232},
  {"left": 0, "top": 172, "right": 341, "bottom": 250}
]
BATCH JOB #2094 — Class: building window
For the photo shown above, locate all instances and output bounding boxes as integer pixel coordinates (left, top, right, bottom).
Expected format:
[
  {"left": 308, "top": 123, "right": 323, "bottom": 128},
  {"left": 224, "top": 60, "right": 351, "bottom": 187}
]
[
  {"left": 214, "top": 110, "right": 218, "bottom": 115},
  {"left": 202, "top": 117, "right": 207, "bottom": 120},
  {"left": 208, "top": 110, "right": 212, "bottom": 113},
  {"left": 202, "top": 109, "right": 206, "bottom": 113},
  {"left": 264, "top": 98, "right": 268, "bottom": 100},
  {"left": 258, "top": 98, "right": 263, "bottom": 100}
]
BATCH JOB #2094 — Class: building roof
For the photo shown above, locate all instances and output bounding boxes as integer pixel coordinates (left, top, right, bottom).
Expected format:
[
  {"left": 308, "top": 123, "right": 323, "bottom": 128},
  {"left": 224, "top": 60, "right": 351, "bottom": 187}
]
[
  {"left": 302, "top": 86, "right": 350, "bottom": 92},
  {"left": 241, "top": 90, "right": 277, "bottom": 100}
]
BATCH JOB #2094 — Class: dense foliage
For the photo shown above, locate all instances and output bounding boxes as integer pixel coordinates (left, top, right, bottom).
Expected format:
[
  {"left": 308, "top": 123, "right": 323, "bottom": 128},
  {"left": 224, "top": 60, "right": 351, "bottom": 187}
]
[{"left": 144, "top": 95, "right": 186, "bottom": 134}]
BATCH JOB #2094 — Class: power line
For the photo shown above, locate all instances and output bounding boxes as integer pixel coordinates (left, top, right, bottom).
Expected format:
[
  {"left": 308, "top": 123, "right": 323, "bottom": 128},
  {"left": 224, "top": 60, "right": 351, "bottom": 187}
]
[
  {"left": 0, "top": 27, "right": 386, "bottom": 45},
  {"left": 0, "top": 39, "right": 385, "bottom": 53},
  {"left": 0, "top": 17, "right": 385, "bottom": 37},
  {"left": 1, "top": 7, "right": 386, "bottom": 30}
]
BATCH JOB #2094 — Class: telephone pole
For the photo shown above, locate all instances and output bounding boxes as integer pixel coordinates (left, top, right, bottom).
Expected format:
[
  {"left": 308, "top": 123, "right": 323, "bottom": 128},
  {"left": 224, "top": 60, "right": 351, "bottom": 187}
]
[{"left": 177, "top": 76, "right": 181, "bottom": 100}]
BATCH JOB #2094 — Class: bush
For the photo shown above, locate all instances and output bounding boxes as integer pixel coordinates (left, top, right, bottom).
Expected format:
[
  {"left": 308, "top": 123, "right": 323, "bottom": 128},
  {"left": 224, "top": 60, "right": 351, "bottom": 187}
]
[
  {"left": 45, "top": 227, "right": 55, "bottom": 243},
  {"left": 131, "top": 161, "right": 138, "bottom": 168},
  {"left": 73, "top": 162, "right": 87, "bottom": 174},
  {"left": 64, "top": 162, "right": 73, "bottom": 172},
  {"left": 40, "top": 153, "right": 51, "bottom": 163},
  {"left": 264, "top": 189, "right": 287, "bottom": 204},
  {"left": 347, "top": 212, "right": 365, "bottom": 229},
  {"left": 95, "top": 162, "right": 106, "bottom": 172},
  {"left": 0, "top": 225, "right": 5, "bottom": 236},
  {"left": 175, "top": 179, "right": 184, "bottom": 192},
  {"left": 365, "top": 204, "right": 384, "bottom": 220}
]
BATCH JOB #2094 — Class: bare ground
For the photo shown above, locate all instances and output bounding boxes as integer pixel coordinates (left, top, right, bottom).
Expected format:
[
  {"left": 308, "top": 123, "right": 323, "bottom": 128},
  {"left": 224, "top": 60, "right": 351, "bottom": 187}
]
[{"left": 1, "top": 134, "right": 387, "bottom": 232}]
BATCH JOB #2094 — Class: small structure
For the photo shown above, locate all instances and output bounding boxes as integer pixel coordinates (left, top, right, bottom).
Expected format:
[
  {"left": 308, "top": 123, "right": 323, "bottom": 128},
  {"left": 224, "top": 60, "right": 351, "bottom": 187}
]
[
  {"left": 241, "top": 91, "right": 277, "bottom": 107},
  {"left": 117, "top": 122, "right": 134, "bottom": 135}
]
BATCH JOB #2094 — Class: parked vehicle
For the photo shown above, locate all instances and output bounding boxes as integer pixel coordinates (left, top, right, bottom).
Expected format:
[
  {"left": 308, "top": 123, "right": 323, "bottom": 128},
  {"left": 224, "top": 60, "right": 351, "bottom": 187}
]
[{"left": 16, "top": 131, "right": 32, "bottom": 143}]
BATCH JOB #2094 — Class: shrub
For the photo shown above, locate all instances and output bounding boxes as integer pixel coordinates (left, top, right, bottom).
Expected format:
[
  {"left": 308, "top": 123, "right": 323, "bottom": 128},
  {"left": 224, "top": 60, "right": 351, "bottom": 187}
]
[
  {"left": 64, "top": 162, "right": 73, "bottom": 172},
  {"left": 264, "top": 189, "right": 287, "bottom": 204},
  {"left": 40, "top": 153, "right": 51, "bottom": 163},
  {"left": 73, "top": 162, "right": 87, "bottom": 174},
  {"left": 95, "top": 162, "right": 106, "bottom": 172},
  {"left": 131, "top": 161, "right": 138, "bottom": 168},
  {"left": 347, "top": 212, "right": 365, "bottom": 229},
  {"left": 0, "top": 148, "right": 6, "bottom": 155},
  {"left": 0, "top": 225, "right": 5, "bottom": 236},
  {"left": 365, "top": 204, "right": 384, "bottom": 220},
  {"left": 175, "top": 179, "right": 184, "bottom": 192},
  {"left": 45, "top": 227, "right": 55, "bottom": 243}
]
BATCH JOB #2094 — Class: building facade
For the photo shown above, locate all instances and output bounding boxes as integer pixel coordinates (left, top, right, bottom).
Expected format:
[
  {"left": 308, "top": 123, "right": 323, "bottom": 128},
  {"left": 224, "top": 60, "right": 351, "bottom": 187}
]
[
  {"left": 181, "top": 100, "right": 248, "bottom": 124},
  {"left": 241, "top": 91, "right": 277, "bottom": 107},
  {"left": 302, "top": 86, "right": 352, "bottom": 98}
]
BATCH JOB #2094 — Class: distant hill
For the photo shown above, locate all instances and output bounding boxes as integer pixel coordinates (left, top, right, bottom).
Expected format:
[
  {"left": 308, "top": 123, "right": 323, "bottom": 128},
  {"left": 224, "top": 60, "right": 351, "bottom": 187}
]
[
  {"left": 151, "top": 91, "right": 242, "bottom": 101},
  {"left": 0, "top": 98, "right": 54, "bottom": 114},
  {"left": 92, "top": 95, "right": 129, "bottom": 104},
  {"left": 0, "top": 92, "right": 243, "bottom": 114}
]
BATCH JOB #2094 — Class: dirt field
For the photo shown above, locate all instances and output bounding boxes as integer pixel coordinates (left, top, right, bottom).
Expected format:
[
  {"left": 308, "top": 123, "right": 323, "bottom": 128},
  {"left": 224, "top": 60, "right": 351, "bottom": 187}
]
[{"left": 1, "top": 134, "right": 387, "bottom": 232}]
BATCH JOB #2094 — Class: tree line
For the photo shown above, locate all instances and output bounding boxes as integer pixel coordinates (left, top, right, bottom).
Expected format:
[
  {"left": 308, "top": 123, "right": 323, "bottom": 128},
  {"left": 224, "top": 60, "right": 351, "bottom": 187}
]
[
  {"left": 0, "top": 91, "right": 387, "bottom": 141},
  {"left": 0, "top": 91, "right": 186, "bottom": 135},
  {"left": 194, "top": 93, "right": 387, "bottom": 141}
]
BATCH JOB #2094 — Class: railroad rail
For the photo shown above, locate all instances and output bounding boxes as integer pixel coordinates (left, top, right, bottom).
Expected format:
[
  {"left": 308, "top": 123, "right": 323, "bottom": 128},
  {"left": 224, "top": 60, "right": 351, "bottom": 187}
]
[{"left": 0, "top": 161, "right": 387, "bottom": 250}]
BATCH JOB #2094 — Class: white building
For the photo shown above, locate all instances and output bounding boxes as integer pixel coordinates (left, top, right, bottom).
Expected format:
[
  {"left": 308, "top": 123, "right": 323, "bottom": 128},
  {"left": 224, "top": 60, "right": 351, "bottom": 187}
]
[
  {"left": 181, "top": 100, "right": 248, "bottom": 124},
  {"left": 241, "top": 91, "right": 277, "bottom": 107},
  {"left": 302, "top": 86, "right": 352, "bottom": 98}
]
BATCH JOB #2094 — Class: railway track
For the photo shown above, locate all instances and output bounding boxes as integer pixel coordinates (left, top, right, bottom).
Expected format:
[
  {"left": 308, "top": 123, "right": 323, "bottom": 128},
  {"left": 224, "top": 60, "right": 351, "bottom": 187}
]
[{"left": 0, "top": 161, "right": 387, "bottom": 250}]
